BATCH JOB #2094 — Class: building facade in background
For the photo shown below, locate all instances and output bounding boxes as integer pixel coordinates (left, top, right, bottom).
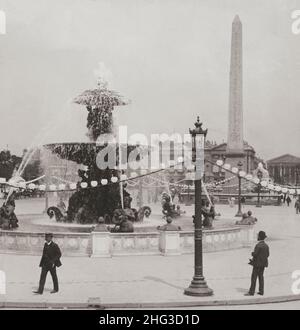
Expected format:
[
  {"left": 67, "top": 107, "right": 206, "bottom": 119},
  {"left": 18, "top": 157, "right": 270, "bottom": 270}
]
[
  {"left": 160, "top": 139, "right": 262, "bottom": 184},
  {"left": 267, "top": 154, "right": 300, "bottom": 186}
]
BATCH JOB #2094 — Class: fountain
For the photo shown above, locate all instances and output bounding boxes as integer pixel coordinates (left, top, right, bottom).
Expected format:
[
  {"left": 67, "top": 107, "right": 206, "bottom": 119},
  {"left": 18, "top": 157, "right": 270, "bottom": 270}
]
[
  {"left": 0, "top": 66, "right": 257, "bottom": 255},
  {"left": 44, "top": 68, "right": 151, "bottom": 226}
]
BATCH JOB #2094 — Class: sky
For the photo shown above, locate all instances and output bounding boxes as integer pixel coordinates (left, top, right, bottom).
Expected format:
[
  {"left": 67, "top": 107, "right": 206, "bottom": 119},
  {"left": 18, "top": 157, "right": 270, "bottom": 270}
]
[{"left": 0, "top": 0, "right": 299, "bottom": 161}]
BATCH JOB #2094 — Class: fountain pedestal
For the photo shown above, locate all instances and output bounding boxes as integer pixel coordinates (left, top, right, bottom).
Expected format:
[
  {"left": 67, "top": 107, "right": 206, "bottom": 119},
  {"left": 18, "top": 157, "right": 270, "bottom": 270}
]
[
  {"left": 158, "top": 230, "right": 181, "bottom": 256},
  {"left": 91, "top": 231, "right": 111, "bottom": 258}
]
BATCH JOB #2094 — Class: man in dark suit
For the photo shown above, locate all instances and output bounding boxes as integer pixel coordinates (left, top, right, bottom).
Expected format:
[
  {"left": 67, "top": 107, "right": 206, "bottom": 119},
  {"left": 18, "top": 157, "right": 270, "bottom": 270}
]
[
  {"left": 245, "top": 231, "right": 269, "bottom": 296},
  {"left": 33, "top": 233, "right": 62, "bottom": 294}
]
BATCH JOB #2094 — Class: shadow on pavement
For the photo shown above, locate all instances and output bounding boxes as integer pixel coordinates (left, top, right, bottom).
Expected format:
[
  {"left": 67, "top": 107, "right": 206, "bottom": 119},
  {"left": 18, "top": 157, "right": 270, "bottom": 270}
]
[{"left": 143, "top": 276, "right": 184, "bottom": 290}]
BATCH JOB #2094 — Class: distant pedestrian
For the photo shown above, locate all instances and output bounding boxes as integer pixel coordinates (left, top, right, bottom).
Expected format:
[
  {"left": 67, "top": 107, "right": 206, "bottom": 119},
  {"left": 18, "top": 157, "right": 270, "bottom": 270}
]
[
  {"left": 228, "top": 197, "right": 235, "bottom": 208},
  {"left": 33, "top": 233, "right": 62, "bottom": 295},
  {"left": 245, "top": 231, "right": 269, "bottom": 296},
  {"left": 286, "top": 195, "right": 291, "bottom": 207},
  {"left": 295, "top": 198, "right": 300, "bottom": 214},
  {"left": 173, "top": 192, "right": 180, "bottom": 206}
]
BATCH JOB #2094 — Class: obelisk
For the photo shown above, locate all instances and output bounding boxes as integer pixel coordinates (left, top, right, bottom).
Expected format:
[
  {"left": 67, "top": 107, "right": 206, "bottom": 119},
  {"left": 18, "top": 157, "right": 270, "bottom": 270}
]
[{"left": 226, "top": 15, "right": 244, "bottom": 157}]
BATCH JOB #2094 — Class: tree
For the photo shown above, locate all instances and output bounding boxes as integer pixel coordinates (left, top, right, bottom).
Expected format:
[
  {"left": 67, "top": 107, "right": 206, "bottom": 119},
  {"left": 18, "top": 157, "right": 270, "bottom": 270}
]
[{"left": 0, "top": 150, "right": 22, "bottom": 180}]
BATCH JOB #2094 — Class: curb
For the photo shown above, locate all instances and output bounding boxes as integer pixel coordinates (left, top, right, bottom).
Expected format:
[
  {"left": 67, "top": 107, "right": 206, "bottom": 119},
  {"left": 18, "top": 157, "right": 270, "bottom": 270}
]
[
  {"left": 100, "top": 294, "right": 300, "bottom": 309},
  {"left": 1, "top": 294, "right": 300, "bottom": 309}
]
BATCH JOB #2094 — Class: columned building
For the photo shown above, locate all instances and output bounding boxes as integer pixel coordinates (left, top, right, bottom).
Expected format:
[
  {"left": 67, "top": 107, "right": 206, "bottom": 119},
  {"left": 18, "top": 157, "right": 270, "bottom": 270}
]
[{"left": 267, "top": 154, "right": 300, "bottom": 186}]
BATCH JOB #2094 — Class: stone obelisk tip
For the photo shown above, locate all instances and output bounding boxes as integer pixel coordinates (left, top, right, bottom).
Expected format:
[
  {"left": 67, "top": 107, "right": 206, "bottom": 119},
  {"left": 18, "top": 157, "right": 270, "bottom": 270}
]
[{"left": 233, "top": 15, "right": 241, "bottom": 23}]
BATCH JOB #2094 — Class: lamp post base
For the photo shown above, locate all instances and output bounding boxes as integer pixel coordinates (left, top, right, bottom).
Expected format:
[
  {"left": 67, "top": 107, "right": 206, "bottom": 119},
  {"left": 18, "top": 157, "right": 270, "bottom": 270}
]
[
  {"left": 184, "top": 277, "right": 213, "bottom": 297},
  {"left": 235, "top": 210, "right": 243, "bottom": 217}
]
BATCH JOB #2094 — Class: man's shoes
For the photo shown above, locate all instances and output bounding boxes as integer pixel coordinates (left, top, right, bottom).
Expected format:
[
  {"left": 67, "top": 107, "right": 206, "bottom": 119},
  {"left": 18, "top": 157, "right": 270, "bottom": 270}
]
[
  {"left": 33, "top": 291, "right": 43, "bottom": 295},
  {"left": 50, "top": 290, "right": 58, "bottom": 294},
  {"left": 257, "top": 292, "right": 264, "bottom": 296},
  {"left": 244, "top": 292, "right": 254, "bottom": 296}
]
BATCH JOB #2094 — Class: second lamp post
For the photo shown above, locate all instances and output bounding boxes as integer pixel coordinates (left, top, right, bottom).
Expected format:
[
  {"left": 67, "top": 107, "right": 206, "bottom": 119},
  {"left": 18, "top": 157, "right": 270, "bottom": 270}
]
[
  {"left": 235, "top": 161, "right": 243, "bottom": 217},
  {"left": 256, "top": 169, "right": 263, "bottom": 208}
]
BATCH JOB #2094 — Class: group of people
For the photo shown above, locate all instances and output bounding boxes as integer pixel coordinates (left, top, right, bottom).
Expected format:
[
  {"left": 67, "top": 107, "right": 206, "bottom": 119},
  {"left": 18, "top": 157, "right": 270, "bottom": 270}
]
[
  {"left": 280, "top": 194, "right": 300, "bottom": 214},
  {"left": 279, "top": 194, "right": 292, "bottom": 206}
]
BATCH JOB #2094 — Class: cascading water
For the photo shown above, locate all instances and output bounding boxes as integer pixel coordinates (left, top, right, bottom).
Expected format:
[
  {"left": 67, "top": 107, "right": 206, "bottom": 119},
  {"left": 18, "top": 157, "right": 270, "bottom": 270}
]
[{"left": 4, "top": 100, "right": 78, "bottom": 205}]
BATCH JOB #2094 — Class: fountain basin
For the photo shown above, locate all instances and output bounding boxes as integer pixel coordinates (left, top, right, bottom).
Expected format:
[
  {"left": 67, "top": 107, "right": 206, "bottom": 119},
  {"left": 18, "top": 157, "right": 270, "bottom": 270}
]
[{"left": 0, "top": 223, "right": 256, "bottom": 257}]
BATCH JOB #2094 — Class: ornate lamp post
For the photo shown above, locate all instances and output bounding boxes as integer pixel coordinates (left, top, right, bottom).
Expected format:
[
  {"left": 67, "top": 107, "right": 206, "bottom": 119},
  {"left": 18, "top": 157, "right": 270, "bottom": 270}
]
[
  {"left": 256, "top": 170, "right": 263, "bottom": 208},
  {"left": 235, "top": 161, "right": 243, "bottom": 217},
  {"left": 184, "top": 117, "right": 213, "bottom": 297}
]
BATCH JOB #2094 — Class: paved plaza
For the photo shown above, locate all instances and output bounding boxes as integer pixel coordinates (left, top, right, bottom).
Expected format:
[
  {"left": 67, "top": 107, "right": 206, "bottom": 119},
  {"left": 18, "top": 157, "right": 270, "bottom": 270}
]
[{"left": 0, "top": 202, "right": 300, "bottom": 308}]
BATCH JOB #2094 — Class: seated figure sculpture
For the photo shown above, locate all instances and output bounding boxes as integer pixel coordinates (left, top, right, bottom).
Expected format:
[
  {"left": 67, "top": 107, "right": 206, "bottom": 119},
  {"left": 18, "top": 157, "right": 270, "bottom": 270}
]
[
  {"left": 109, "top": 213, "right": 134, "bottom": 233},
  {"left": 246, "top": 210, "right": 258, "bottom": 224},
  {"left": 57, "top": 197, "right": 67, "bottom": 214},
  {"left": 0, "top": 193, "right": 19, "bottom": 230},
  {"left": 201, "top": 201, "right": 214, "bottom": 229},
  {"left": 114, "top": 196, "right": 152, "bottom": 223},
  {"left": 157, "top": 216, "right": 181, "bottom": 231},
  {"left": 47, "top": 191, "right": 151, "bottom": 224},
  {"left": 93, "top": 216, "right": 108, "bottom": 232},
  {"left": 235, "top": 211, "right": 258, "bottom": 225},
  {"left": 162, "top": 192, "right": 182, "bottom": 219}
]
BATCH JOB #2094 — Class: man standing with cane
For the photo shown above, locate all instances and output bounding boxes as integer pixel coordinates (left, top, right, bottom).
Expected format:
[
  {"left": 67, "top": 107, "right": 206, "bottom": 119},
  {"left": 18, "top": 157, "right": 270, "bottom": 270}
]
[
  {"left": 245, "top": 231, "right": 269, "bottom": 296},
  {"left": 33, "top": 233, "right": 62, "bottom": 294}
]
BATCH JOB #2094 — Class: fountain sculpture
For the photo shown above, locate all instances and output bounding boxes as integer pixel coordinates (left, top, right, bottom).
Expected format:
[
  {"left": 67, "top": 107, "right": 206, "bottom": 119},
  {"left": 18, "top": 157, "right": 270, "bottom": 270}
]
[{"left": 46, "top": 70, "right": 151, "bottom": 225}]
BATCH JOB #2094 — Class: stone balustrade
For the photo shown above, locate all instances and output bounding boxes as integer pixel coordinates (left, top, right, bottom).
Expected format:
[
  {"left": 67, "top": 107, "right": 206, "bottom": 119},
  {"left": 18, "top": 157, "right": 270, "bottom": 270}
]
[
  {"left": 0, "top": 231, "right": 91, "bottom": 256},
  {"left": 110, "top": 232, "right": 159, "bottom": 256},
  {"left": 0, "top": 225, "right": 256, "bottom": 257}
]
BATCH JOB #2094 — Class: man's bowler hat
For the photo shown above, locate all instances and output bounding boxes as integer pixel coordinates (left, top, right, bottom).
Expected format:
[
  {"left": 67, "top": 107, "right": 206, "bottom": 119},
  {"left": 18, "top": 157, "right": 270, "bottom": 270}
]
[{"left": 258, "top": 231, "right": 267, "bottom": 240}]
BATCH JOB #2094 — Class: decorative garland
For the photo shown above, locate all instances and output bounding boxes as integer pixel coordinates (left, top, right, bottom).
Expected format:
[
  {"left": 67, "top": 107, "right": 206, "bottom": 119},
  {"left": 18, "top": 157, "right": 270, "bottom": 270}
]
[
  {"left": 1, "top": 157, "right": 299, "bottom": 195},
  {"left": 212, "top": 159, "right": 300, "bottom": 195},
  {"left": 0, "top": 160, "right": 179, "bottom": 193}
]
